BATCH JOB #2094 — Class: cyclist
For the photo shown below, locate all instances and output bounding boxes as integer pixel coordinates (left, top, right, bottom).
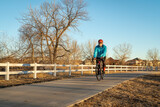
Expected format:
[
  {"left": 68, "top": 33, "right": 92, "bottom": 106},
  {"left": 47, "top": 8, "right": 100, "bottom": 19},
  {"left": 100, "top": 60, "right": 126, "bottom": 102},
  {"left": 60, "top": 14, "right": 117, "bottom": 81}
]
[{"left": 93, "top": 39, "right": 107, "bottom": 74}]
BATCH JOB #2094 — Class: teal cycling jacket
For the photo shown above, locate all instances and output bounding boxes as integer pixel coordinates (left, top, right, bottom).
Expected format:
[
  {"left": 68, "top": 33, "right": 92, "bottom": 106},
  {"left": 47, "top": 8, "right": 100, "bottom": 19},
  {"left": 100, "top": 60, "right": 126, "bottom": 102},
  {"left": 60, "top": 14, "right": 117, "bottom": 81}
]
[{"left": 93, "top": 45, "right": 107, "bottom": 58}]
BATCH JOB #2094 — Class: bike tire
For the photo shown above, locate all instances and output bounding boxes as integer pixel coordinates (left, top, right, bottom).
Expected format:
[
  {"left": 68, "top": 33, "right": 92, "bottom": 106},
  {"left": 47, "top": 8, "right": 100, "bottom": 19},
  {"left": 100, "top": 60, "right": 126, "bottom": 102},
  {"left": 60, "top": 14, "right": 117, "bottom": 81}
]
[
  {"left": 96, "top": 69, "right": 100, "bottom": 81},
  {"left": 100, "top": 61, "right": 104, "bottom": 80},
  {"left": 96, "top": 66, "right": 101, "bottom": 81},
  {"left": 96, "top": 63, "right": 103, "bottom": 81},
  {"left": 95, "top": 58, "right": 105, "bottom": 81}
]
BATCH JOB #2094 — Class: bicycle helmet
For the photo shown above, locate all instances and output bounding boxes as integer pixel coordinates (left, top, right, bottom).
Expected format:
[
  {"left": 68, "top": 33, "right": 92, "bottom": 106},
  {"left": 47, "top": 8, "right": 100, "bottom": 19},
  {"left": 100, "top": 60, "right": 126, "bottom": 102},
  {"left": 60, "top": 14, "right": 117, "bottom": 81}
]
[{"left": 98, "top": 39, "right": 103, "bottom": 43}]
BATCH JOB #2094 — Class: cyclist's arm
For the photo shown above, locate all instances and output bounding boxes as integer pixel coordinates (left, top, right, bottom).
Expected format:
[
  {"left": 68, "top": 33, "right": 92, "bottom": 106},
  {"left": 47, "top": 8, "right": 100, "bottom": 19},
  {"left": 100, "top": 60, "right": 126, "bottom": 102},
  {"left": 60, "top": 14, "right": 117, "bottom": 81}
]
[{"left": 93, "top": 47, "right": 97, "bottom": 58}]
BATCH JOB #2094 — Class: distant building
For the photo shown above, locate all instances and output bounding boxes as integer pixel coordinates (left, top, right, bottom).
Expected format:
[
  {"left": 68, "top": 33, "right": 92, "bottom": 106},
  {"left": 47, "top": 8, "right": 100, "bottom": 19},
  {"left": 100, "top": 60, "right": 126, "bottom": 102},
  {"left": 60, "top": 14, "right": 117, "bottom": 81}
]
[
  {"left": 106, "top": 57, "right": 119, "bottom": 65},
  {"left": 126, "top": 58, "right": 160, "bottom": 66},
  {"left": 126, "top": 58, "right": 145, "bottom": 66}
]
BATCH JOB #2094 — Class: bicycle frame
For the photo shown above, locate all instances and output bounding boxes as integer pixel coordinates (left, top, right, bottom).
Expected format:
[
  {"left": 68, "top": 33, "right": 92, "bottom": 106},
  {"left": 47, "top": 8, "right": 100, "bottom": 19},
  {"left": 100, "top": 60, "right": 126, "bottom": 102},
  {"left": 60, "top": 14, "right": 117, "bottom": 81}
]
[{"left": 96, "top": 58, "right": 104, "bottom": 81}]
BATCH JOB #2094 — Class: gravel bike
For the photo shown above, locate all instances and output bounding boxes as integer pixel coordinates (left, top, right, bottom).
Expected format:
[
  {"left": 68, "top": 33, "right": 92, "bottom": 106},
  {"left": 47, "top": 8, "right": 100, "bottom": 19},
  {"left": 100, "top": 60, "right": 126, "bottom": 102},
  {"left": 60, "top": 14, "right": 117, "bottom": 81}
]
[{"left": 92, "top": 57, "right": 105, "bottom": 81}]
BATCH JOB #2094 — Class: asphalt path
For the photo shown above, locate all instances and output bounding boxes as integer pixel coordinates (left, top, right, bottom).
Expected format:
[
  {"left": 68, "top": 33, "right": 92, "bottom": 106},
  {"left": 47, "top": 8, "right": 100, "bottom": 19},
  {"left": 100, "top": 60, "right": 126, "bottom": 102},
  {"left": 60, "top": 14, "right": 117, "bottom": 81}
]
[{"left": 0, "top": 72, "right": 153, "bottom": 107}]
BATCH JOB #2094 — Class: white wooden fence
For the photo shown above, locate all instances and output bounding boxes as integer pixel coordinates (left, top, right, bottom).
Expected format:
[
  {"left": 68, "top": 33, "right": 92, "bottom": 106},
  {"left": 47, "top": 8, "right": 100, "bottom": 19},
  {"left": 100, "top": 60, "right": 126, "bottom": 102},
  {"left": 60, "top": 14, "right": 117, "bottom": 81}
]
[{"left": 0, "top": 62, "right": 159, "bottom": 80}]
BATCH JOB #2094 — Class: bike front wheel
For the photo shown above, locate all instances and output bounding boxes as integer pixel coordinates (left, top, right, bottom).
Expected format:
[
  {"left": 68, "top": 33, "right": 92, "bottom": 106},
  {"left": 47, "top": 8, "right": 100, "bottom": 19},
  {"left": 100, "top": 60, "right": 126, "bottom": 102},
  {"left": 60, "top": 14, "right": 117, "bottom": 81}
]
[{"left": 96, "top": 69, "right": 101, "bottom": 81}]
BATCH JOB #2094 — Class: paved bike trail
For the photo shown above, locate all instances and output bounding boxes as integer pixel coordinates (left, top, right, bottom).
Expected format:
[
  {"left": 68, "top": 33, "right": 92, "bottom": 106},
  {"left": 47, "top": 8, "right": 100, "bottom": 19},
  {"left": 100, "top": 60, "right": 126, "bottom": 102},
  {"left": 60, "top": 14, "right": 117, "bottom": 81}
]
[{"left": 0, "top": 72, "right": 152, "bottom": 107}]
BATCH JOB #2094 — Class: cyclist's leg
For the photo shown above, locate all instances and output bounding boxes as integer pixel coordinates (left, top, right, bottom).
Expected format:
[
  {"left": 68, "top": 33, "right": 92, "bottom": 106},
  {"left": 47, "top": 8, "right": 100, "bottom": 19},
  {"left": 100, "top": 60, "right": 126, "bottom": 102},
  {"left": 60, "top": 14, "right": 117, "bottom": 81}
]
[
  {"left": 102, "top": 57, "right": 106, "bottom": 74},
  {"left": 96, "top": 58, "right": 100, "bottom": 75},
  {"left": 96, "top": 58, "right": 98, "bottom": 74}
]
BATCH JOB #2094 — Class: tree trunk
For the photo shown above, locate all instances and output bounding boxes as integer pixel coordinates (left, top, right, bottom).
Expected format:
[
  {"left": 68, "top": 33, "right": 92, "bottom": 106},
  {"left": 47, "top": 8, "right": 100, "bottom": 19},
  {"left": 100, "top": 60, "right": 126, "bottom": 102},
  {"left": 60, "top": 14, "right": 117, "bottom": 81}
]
[
  {"left": 28, "top": 38, "right": 35, "bottom": 63},
  {"left": 53, "top": 40, "right": 59, "bottom": 63},
  {"left": 45, "top": 36, "right": 53, "bottom": 64},
  {"left": 31, "top": 43, "right": 35, "bottom": 63},
  {"left": 41, "top": 36, "right": 45, "bottom": 62},
  {"left": 48, "top": 46, "right": 53, "bottom": 64}
]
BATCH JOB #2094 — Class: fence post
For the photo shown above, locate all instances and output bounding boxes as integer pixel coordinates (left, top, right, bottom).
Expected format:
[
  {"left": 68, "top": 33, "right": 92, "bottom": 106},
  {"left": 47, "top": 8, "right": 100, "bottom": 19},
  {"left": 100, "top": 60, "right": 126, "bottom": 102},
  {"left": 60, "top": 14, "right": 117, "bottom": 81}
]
[
  {"left": 126, "top": 66, "right": 127, "bottom": 72},
  {"left": 34, "top": 63, "right": 37, "bottom": 79},
  {"left": 91, "top": 65, "right": 93, "bottom": 75},
  {"left": 121, "top": 66, "right": 122, "bottom": 72},
  {"left": 107, "top": 65, "right": 109, "bottom": 73},
  {"left": 5, "top": 62, "right": 10, "bottom": 80},
  {"left": 69, "top": 64, "right": 71, "bottom": 76},
  {"left": 54, "top": 63, "right": 57, "bottom": 76},
  {"left": 81, "top": 64, "right": 83, "bottom": 75},
  {"left": 114, "top": 65, "right": 116, "bottom": 72}
]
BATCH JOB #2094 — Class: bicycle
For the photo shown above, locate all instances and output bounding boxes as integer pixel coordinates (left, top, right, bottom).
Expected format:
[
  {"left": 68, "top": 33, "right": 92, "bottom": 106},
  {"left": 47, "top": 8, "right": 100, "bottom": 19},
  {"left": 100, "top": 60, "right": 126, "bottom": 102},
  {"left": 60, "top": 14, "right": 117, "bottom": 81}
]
[{"left": 92, "top": 57, "right": 105, "bottom": 81}]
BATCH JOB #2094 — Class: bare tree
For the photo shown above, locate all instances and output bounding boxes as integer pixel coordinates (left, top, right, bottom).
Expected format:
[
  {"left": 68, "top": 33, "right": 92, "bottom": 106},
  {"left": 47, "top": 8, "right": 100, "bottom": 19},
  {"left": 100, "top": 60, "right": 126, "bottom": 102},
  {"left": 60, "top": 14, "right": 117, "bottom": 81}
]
[
  {"left": 19, "top": 25, "right": 37, "bottom": 63},
  {"left": 55, "top": 34, "right": 72, "bottom": 63},
  {"left": 0, "top": 34, "right": 16, "bottom": 59},
  {"left": 0, "top": 42, "right": 5, "bottom": 59},
  {"left": 70, "top": 40, "right": 81, "bottom": 64},
  {"left": 147, "top": 48, "right": 159, "bottom": 66},
  {"left": 0, "top": 34, "right": 10, "bottom": 59},
  {"left": 19, "top": 0, "right": 88, "bottom": 64},
  {"left": 81, "top": 40, "right": 96, "bottom": 62},
  {"left": 113, "top": 43, "right": 132, "bottom": 65},
  {"left": 0, "top": 33, "right": 25, "bottom": 63}
]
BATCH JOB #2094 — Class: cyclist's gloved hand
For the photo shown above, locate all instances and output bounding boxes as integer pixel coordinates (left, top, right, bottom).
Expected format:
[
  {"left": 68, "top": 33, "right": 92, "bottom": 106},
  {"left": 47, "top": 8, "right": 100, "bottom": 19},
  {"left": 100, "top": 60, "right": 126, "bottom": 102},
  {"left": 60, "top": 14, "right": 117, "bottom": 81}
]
[
  {"left": 100, "top": 57, "right": 104, "bottom": 59},
  {"left": 92, "top": 57, "right": 96, "bottom": 60}
]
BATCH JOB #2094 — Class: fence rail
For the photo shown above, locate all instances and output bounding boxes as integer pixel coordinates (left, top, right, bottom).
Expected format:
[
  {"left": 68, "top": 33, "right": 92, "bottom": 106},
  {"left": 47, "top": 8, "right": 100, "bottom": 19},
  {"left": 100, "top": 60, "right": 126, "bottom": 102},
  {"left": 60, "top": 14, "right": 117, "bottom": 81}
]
[{"left": 0, "top": 62, "right": 159, "bottom": 80}]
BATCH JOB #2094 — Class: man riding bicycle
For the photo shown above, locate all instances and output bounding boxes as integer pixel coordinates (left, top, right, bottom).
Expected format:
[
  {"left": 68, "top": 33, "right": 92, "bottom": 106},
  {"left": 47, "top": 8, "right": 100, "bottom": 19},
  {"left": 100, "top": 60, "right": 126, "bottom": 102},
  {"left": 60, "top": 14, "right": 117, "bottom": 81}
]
[{"left": 93, "top": 39, "right": 107, "bottom": 74}]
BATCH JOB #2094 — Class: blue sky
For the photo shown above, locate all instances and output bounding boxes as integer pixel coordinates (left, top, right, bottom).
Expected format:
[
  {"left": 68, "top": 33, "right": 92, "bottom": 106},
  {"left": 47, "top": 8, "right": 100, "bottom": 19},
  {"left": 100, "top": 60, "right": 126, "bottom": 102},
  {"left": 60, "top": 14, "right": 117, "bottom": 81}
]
[{"left": 0, "top": 0, "right": 160, "bottom": 59}]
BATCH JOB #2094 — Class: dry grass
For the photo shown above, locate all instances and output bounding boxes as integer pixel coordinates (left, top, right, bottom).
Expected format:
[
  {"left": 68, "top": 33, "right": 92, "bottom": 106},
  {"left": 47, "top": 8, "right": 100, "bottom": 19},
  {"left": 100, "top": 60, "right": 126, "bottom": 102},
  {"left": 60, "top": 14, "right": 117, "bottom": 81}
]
[{"left": 72, "top": 73, "right": 160, "bottom": 107}]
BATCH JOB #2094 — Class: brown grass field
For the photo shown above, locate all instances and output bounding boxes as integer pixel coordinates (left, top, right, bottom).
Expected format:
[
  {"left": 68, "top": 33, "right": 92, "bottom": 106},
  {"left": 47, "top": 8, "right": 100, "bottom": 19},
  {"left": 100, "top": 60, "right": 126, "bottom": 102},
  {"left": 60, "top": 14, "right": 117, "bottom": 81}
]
[{"left": 72, "top": 73, "right": 160, "bottom": 107}]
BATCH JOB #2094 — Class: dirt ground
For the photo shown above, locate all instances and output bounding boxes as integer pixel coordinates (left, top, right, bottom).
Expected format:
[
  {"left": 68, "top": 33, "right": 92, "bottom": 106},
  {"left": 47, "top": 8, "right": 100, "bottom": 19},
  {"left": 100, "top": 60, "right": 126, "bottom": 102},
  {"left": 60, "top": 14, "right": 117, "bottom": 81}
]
[{"left": 72, "top": 73, "right": 160, "bottom": 107}]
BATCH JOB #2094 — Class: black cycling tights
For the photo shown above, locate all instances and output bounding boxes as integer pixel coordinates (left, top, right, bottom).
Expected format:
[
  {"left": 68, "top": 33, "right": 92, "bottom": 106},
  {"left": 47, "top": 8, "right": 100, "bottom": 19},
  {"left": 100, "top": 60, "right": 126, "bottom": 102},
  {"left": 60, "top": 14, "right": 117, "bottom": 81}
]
[{"left": 96, "top": 57, "right": 106, "bottom": 69}]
